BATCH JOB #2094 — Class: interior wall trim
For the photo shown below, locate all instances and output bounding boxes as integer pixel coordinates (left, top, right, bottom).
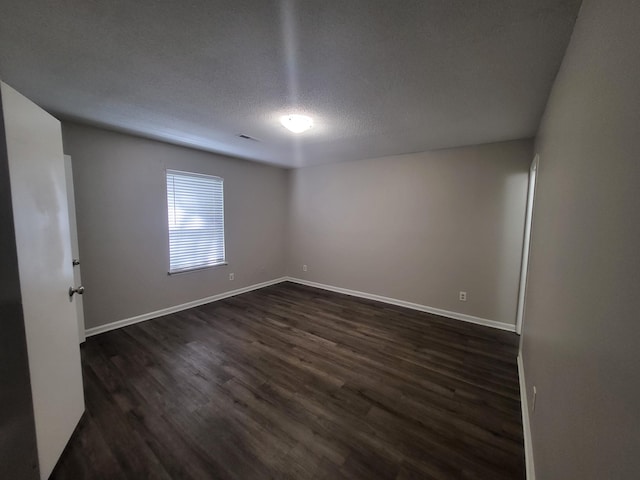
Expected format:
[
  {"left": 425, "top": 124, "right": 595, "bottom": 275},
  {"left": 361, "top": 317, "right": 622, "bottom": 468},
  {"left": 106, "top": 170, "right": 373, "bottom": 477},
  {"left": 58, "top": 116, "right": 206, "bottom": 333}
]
[
  {"left": 518, "top": 352, "right": 536, "bottom": 480},
  {"left": 84, "top": 277, "right": 288, "bottom": 337},
  {"left": 86, "top": 276, "right": 516, "bottom": 337},
  {"left": 286, "top": 277, "right": 516, "bottom": 332}
]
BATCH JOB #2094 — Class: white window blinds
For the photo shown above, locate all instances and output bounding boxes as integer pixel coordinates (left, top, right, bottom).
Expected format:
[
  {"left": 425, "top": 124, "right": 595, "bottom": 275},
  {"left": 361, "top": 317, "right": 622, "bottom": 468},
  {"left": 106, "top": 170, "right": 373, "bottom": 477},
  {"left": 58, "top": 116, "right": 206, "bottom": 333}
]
[{"left": 166, "top": 170, "right": 225, "bottom": 274}]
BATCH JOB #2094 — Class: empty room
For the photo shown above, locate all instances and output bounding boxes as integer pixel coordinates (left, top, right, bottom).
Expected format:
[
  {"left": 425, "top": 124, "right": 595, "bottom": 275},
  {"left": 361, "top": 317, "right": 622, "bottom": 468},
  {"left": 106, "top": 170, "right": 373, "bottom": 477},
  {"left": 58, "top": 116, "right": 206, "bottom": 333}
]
[{"left": 1, "top": 0, "right": 638, "bottom": 479}]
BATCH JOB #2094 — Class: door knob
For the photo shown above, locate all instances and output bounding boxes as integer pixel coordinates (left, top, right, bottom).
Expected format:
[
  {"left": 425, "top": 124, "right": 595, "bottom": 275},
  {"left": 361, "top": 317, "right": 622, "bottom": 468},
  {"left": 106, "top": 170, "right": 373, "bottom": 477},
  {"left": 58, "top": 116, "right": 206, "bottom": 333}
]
[
  {"left": 72, "top": 259, "right": 80, "bottom": 266},
  {"left": 69, "top": 286, "right": 85, "bottom": 298}
]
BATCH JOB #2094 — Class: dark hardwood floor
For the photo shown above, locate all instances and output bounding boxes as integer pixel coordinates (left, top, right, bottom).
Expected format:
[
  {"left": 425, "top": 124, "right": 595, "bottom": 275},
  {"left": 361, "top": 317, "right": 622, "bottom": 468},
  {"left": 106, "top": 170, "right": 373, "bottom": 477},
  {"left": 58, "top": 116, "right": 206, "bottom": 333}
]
[{"left": 51, "top": 282, "right": 524, "bottom": 480}]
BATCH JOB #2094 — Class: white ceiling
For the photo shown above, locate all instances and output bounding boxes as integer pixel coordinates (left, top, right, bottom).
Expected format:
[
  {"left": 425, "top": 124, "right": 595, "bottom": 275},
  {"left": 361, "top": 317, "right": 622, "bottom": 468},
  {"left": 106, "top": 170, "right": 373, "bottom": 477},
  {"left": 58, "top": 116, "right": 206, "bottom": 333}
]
[{"left": 0, "top": 0, "right": 581, "bottom": 168}]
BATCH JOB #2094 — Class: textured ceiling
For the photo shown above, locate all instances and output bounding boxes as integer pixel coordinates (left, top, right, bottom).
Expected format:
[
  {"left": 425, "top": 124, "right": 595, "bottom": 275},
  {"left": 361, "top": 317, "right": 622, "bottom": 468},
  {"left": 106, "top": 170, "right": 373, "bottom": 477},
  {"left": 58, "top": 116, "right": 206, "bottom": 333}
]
[{"left": 0, "top": 0, "right": 581, "bottom": 167}]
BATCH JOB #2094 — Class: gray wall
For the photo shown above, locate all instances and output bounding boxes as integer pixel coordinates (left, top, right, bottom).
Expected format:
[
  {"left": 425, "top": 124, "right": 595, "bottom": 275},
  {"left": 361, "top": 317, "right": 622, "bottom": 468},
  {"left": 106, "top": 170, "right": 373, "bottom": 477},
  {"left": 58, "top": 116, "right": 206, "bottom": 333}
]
[
  {"left": 62, "top": 123, "right": 288, "bottom": 330},
  {"left": 287, "top": 141, "right": 532, "bottom": 326},
  {"left": 0, "top": 91, "right": 39, "bottom": 479},
  {"left": 522, "top": 0, "right": 640, "bottom": 477}
]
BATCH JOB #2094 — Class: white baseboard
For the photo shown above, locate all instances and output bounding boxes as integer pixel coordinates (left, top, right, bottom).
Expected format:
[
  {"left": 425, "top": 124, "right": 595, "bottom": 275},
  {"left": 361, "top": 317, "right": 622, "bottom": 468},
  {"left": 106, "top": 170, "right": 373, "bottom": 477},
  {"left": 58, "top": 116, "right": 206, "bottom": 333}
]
[
  {"left": 85, "top": 277, "right": 288, "bottom": 337},
  {"left": 518, "top": 353, "right": 536, "bottom": 480},
  {"left": 86, "top": 276, "right": 516, "bottom": 337},
  {"left": 285, "top": 277, "right": 516, "bottom": 332}
]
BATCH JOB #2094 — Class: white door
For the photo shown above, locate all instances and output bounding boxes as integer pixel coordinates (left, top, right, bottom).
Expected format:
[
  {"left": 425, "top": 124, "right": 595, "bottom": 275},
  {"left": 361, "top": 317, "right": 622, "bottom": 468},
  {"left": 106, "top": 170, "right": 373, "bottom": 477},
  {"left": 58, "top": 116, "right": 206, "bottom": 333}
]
[
  {"left": 64, "top": 154, "right": 86, "bottom": 343},
  {"left": 1, "top": 82, "right": 85, "bottom": 479},
  {"left": 515, "top": 155, "right": 539, "bottom": 334}
]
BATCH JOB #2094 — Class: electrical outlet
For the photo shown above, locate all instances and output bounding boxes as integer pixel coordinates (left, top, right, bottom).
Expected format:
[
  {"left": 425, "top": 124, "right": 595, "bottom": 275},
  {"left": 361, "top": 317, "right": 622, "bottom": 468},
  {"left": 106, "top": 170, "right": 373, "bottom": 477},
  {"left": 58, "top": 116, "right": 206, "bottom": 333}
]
[
  {"left": 302, "top": 264, "right": 308, "bottom": 272},
  {"left": 532, "top": 386, "right": 537, "bottom": 413},
  {"left": 229, "top": 273, "right": 234, "bottom": 281},
  {"left": 459, "top": 291, "right": 467, "bottom": 301}
]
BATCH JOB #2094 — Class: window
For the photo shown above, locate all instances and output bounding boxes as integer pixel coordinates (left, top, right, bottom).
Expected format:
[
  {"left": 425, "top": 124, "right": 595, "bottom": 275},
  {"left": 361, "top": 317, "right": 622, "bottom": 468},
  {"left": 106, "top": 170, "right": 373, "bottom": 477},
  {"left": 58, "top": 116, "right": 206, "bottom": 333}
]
[{"left": 166, "top": 170, "right": 225, "bottom": 274}]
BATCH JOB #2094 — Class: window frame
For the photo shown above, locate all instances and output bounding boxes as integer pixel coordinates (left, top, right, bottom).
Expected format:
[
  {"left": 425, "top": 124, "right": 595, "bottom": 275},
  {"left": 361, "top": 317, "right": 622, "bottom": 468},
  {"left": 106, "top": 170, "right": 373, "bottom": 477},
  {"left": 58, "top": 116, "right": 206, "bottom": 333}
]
[{"left": 165, "top": 169, "right": 226, "bottom": 275}]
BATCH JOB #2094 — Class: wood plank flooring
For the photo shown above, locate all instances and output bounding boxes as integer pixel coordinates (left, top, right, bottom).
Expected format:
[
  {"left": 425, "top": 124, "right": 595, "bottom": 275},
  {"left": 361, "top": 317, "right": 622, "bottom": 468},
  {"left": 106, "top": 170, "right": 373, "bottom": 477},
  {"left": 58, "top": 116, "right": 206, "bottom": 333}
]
[{"left": 51, "top": 282, "right": 525, "bottom": 480}]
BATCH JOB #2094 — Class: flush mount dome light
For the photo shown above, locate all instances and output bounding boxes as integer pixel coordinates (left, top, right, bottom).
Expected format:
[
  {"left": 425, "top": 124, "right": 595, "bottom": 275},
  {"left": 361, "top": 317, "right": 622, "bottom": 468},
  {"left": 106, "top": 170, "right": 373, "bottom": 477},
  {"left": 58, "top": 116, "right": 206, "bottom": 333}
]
[{"left": 280, "top": 114, "right": 313, "bottom": 133}]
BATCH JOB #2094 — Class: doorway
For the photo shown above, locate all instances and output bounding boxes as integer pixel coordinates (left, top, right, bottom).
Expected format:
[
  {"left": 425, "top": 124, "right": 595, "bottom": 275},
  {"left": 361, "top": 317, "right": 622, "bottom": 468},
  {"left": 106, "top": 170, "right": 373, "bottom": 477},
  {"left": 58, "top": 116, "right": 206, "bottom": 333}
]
[{"left": 516, "top": 154, "right": 539, "bottom": 335}]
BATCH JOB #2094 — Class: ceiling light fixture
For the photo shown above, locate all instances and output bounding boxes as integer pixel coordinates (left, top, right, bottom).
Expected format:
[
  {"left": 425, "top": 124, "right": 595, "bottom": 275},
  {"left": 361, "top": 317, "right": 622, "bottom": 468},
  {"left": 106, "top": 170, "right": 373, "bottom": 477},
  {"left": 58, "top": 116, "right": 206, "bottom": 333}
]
[{"left": 280, "top": 114, "right": 313, "bottom": 133}]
